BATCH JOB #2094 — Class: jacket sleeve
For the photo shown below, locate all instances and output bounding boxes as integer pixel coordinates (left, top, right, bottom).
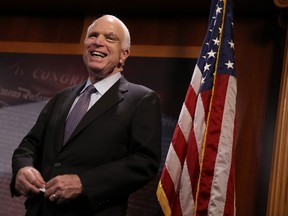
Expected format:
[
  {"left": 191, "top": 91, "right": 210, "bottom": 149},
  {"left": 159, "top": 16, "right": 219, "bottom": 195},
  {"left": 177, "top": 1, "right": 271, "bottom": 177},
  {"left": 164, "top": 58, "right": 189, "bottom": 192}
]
[{"left": 10, "top": 95, "right": 57, "bottom": 196}]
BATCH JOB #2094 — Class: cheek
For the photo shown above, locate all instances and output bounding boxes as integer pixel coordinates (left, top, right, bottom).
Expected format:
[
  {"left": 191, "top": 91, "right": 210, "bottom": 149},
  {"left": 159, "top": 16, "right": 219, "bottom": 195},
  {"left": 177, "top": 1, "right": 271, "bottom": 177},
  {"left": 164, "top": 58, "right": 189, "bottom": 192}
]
[
  {"left": 83, "top": 39, "right": 93, "bottom": 51},
  {"left": 83, "top": 39, "right": 88, "bottom": 47}
]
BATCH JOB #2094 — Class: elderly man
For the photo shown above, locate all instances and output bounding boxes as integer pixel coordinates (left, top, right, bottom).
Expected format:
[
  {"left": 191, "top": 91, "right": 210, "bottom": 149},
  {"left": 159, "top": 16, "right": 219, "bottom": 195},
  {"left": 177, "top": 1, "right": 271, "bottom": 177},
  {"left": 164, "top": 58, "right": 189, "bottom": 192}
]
[{"left": 10, "top": 14, "right": 162, "bottom": 216}]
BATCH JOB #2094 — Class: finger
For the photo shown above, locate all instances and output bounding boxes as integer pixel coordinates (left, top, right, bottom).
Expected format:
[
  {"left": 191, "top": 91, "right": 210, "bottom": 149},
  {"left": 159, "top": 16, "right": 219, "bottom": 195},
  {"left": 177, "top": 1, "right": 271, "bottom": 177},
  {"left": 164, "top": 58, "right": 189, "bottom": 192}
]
[
  {"left": 49, "top": 193, "right": 65, "bottom": 203},
  {"left": 45, "top": 176, "right": 56, "bottom": 189},
  {"left": 15, "top": 176, "right": 33, "bottom": 194},
  {"left": 29, "top": 169, "right": 46, "bottom": 188},
  {"left": 49, "top": 193, "right": 57, "bottom": 202},
  {"left": 24, "top": 177, "right": 43, "bottom": 194},
  {"left": 15, "top": 183, "right": 27, "bottom": 196},
  {"left": 16, "top": 181, "right": 40, "bottom": 197},
  {"left": 31, "top": 169, "right": 46, "bottom": 184},
  {"left": 15, "top": 167, "right": 41, "bottom": 196},
  {"left": 17, "top": 167, "right": 44, "bottom": 190},
  {"left": 45, "top": 177, "right": 62, "bottom": 197},
  {"left": 25, "top": 181, "right": 42, "bottom": 195},
  {"left": 44, "top": 185, "right": 59, "bottom": 199}
]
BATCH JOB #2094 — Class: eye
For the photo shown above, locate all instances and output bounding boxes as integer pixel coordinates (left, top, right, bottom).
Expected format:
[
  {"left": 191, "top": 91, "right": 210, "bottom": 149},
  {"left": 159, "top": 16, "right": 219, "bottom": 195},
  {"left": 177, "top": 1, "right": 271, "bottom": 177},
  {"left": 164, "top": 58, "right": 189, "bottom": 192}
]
[
  {"left": 106, "top": 33, "right": 119, "bottom": 43},
  {"left": 106, "top": 37, "right": 115, "bottom": 43},
  {"left": 88, "top": 32, "right": 99, "bottom": 39}
]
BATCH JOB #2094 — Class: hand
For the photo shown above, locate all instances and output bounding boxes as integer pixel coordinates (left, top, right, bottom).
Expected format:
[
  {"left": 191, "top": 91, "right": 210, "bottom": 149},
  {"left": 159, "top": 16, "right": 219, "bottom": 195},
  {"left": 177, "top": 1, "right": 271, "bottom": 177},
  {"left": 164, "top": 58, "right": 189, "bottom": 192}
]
[
  {"left": 15, "top": 166, "right": 46, "bottom": 197},
  {"left": 44, "top": 174, "right": 83, "bottom": 204}
]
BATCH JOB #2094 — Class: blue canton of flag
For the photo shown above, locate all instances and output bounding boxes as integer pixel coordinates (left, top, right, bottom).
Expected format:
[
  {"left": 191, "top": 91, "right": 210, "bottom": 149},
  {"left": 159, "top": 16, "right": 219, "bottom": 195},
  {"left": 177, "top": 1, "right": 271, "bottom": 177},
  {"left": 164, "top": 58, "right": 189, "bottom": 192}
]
[{"left": 198, "top": 0, "right": 236, "bottom": 93}]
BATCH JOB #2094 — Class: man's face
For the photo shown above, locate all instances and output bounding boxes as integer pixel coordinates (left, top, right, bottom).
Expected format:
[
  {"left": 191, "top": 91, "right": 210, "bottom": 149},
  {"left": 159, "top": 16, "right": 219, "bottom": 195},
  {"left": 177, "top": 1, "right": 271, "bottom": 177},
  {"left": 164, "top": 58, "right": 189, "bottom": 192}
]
[{"left": 83, "top": 16, "right": 129, "bottom": 82}]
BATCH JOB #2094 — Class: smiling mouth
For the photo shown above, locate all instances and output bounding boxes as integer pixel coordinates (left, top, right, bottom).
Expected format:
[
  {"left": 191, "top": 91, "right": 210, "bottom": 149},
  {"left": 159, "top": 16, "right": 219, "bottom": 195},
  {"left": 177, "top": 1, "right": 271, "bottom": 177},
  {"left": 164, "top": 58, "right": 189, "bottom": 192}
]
[{"left": 90, "top": 51, "right": 107, "bottom": 58}]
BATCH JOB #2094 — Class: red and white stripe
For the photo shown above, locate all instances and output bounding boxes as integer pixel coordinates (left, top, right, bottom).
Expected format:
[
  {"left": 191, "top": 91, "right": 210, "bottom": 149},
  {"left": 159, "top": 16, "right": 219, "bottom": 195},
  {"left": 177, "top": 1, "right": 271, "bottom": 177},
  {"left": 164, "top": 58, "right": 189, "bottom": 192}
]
[{"left": 157, "top": 0, "right": 236, "bottom": 214}]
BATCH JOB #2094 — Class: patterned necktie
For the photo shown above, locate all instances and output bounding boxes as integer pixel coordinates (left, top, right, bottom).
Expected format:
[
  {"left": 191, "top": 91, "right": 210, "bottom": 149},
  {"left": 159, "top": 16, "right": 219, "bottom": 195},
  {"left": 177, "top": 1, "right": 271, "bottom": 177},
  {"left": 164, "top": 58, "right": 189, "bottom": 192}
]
[{"left": 64, "top": 84, "right": 96, "bottom": 144}]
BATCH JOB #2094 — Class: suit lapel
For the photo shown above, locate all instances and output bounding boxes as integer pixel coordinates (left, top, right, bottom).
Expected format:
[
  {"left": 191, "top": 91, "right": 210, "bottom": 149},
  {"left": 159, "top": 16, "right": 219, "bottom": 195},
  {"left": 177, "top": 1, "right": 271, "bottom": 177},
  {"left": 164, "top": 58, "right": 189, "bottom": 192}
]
[{"left": 65, "top": 77, "right": 129, "bottom": 144}]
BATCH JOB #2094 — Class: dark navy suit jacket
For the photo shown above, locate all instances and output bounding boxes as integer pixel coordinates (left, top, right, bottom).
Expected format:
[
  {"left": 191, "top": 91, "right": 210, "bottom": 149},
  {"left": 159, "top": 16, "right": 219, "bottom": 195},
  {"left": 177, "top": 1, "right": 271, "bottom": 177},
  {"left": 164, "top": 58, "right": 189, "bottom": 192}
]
[{"left": 11, "top": 76, "right": 162, "bottom": 216}]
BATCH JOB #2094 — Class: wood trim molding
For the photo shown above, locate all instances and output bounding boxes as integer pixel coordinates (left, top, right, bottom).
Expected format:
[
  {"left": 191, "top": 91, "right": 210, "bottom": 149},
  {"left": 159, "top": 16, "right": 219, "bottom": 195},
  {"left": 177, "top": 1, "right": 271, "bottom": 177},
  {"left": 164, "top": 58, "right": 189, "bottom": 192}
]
[
  {"left": 274, "top": 0, "right": 288, "bottom": 8},
  {"left": 131, "top": 45, "right": 200, "bottom": 58},
  {"left": 0, "top": 42, "right": 83, "bottom": 54},
  {"left": 0, "top": 41, "right": 200, "bottom": 58},
  {"left": 267, "top": 28, "right": 288, "bottom": 216}
]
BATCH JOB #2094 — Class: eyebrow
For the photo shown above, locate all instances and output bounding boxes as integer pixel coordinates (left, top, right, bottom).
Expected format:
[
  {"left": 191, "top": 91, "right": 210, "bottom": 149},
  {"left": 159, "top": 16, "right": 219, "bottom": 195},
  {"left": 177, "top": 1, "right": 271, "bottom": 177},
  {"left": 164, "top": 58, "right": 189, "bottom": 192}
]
[
  {"left": 87, "top": 30, "right": 120, "bottom": 39},
  {"left": 105, "top": 32, "right": 120, "bottom": 40}
]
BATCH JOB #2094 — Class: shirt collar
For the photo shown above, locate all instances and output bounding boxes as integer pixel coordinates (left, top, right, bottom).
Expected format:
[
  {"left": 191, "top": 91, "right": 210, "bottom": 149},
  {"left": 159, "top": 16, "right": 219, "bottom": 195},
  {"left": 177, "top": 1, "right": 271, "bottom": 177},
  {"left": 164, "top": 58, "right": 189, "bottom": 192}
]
[{"left": 81, "top": 72, "right": 121, "bottom": 96}]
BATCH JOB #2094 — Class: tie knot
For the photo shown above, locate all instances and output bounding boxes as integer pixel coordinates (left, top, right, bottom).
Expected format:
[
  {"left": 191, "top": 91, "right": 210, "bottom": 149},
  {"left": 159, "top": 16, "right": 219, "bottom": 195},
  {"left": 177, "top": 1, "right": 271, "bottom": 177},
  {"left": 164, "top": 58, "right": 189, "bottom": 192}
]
[{"left": 85, "top": 84, "right": 97, "bottom": 95}]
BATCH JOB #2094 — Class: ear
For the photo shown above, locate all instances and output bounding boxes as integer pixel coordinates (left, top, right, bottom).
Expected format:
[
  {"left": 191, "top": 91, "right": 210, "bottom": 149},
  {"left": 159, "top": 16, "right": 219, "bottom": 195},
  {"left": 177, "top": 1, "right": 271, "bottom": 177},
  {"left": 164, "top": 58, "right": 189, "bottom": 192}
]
[{"left": 119, "top": 49, "right": 130, "bottom": 64}]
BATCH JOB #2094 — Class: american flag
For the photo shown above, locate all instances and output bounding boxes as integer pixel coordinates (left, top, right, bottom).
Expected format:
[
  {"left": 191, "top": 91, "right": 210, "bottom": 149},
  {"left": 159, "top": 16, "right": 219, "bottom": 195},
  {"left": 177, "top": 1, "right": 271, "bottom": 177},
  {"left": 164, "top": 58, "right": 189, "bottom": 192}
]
[{"left": 156, "top": 0, "right": 237, "bottom": 215}]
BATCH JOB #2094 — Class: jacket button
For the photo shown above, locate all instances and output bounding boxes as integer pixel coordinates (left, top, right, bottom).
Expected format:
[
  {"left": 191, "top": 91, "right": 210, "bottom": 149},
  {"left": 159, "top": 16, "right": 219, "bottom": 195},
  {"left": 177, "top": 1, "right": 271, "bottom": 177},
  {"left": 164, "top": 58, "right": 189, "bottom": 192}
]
[{"left": 54, "top": 162, "right": 61, "bottom": 167}]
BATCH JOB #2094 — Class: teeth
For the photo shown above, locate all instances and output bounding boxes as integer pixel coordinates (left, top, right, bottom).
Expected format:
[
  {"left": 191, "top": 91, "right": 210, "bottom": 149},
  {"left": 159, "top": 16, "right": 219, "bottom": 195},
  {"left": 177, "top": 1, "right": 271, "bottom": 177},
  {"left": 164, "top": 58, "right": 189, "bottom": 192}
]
[{"left": 91, "top": 51, "right": 105, "bottom": 58}]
